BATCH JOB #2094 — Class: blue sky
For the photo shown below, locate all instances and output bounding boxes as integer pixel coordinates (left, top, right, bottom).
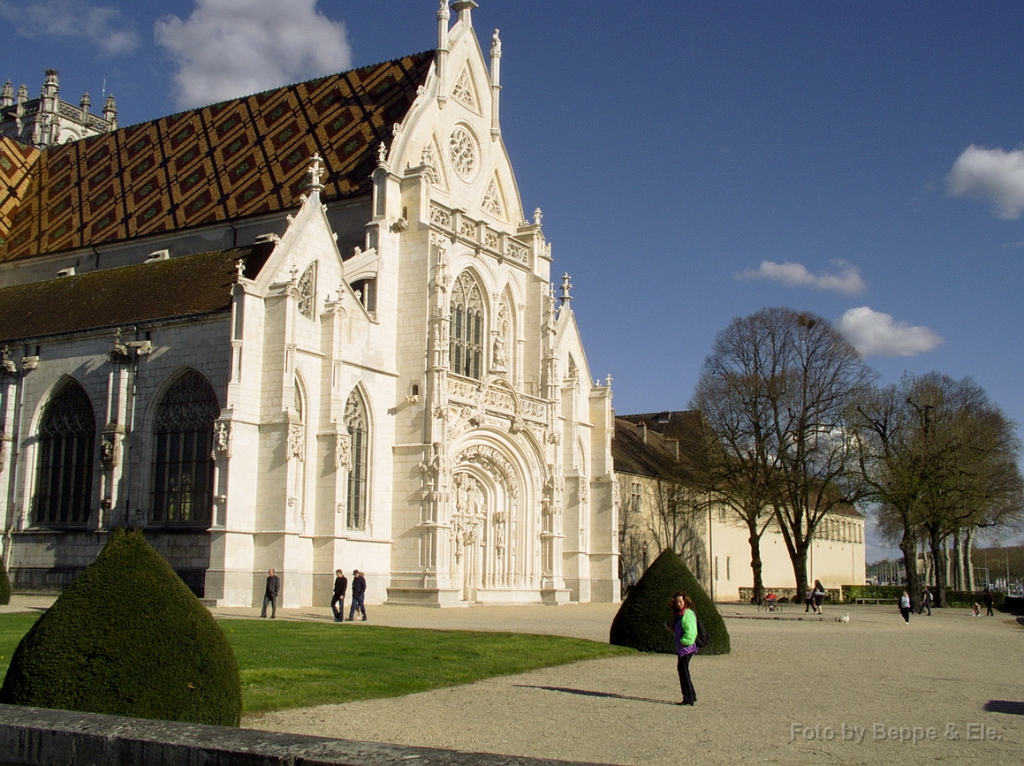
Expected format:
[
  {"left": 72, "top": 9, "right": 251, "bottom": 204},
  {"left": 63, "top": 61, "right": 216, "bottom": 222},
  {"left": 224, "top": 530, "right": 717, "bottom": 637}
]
[{"left": 3, "top": 1, "right": 1022, "bottom": 559}]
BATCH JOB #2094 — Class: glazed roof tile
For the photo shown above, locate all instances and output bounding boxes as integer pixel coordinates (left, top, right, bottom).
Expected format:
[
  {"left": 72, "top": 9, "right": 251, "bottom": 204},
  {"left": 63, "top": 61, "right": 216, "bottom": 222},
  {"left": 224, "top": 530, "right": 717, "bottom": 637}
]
[{"left": 0, "top": 52, "right": 434, "bottom": 262}]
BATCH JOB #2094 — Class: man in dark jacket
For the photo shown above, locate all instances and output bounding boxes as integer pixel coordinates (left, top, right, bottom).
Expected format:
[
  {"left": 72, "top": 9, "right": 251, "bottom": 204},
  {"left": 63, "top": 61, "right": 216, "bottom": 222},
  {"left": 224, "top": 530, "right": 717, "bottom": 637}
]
[
  {"left": 348, "top": 570, "right": 367, "bottom": 621},
  {"left": 330, "top": 569, "right": 348, "bottom": 622},
  {"left": 261, "top": 568, "right": 279, "bottom": 618}
]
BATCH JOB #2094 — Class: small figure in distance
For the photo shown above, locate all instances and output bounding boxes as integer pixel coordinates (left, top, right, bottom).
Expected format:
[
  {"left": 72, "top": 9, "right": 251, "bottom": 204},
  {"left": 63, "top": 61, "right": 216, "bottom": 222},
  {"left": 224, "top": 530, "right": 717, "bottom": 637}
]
[
  {"left": 261, "top": 568, "right": 279, "bottom": 618},
  {"left": 664, "top": 591, "right": 699, "bottom": 706},
  {"left": 765, "top": 591, "right": 778, "bottom": 611},
  {"left": 348, "top": 569, "right": 367, "bottom": 621},
  {"left": 899, "top": 590, "right": 912, "bottom": 624},
  {"left": 804, "top": 586, "right": 814, "bottom": 613},
  {"left": 983, "top": 588, "right": 995, "bottom": 617},
  {"left": 812, "top": 580, "right": 826, "bottom": 615},
  {"left": 331, "top": 569, "right": 348, "bottom": 622},
  {"left": 972, "top": 601, "right": 981, "bottom": 617},
  {"left": 918, "top": 586, "right": 932, "bottom": 616}
]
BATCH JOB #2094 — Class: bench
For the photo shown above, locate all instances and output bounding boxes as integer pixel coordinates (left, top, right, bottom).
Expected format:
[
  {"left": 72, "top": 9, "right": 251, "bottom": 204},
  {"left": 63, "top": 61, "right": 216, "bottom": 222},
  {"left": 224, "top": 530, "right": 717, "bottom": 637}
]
[{"left": 854, "top": 598, "right": 892, "bottom": 605}]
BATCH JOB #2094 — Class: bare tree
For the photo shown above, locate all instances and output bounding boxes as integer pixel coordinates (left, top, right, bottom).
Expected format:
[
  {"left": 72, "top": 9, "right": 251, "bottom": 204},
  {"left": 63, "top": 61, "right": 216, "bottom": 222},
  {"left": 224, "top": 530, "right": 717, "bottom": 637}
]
[
  {"left": 852, "top": 373, "right": 1024, "bottom": 606},
  {"left": 692, "top": 307, "right": 875, "bottom": 600}
]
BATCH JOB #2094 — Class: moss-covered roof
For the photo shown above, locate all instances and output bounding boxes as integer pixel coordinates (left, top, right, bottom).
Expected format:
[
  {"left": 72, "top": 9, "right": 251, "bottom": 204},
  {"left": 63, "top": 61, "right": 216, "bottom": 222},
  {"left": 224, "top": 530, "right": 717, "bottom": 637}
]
[{"left": 0, "top": 241, "right": 274, "bottom": 342}]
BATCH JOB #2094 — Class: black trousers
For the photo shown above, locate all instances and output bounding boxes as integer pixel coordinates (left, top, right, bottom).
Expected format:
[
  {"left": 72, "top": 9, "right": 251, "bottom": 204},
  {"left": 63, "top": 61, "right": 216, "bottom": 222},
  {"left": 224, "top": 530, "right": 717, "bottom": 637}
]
[{"left": 676, "top": 653, "right": 696, "bottom": 703}]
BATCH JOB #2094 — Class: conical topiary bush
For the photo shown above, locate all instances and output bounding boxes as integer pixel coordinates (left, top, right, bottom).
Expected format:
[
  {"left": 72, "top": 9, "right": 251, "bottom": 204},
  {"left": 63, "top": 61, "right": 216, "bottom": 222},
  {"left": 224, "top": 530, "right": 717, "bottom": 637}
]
[
  {"left": 610, "top": 548, "right": 730, "bottom": 655},
  {"left": 0, "top": 528, "right": 241, "bottom": 726},
  {"left": 0, "top": 555, "right": 10, "bottom": 606}
]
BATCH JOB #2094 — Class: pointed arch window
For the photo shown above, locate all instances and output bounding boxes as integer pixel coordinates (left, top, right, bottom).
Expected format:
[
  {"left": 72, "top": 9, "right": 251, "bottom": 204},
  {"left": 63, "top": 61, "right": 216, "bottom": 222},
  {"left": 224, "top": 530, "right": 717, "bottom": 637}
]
[
  {"left": 297, "top": 261, "right": 317, "bottom": 320},
  {"left": 344, "top": 390, "right": 369, "bottom": 531},
  {"left": 151, "top": 372, "right": 220, "bottom": 525},
  {"left": 34, "top": 381, "right": 95, "bottom": 526},
  {"left": 450, "top": 271, "right": 484, "bottom": 379}
]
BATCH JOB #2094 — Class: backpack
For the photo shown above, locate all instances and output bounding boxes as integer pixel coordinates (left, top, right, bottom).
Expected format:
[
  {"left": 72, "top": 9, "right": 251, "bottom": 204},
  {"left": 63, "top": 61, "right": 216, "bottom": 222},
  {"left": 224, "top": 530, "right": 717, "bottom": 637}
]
[{"left": 694, "top": 615, "right": 710, "bottom": 649}]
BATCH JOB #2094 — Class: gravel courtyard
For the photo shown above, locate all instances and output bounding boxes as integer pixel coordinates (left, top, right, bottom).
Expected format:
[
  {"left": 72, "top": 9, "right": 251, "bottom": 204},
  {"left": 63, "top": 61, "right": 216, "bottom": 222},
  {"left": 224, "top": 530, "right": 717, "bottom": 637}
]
[{"left": 242, "top": 602, "right": 1024, "bottom": 765}]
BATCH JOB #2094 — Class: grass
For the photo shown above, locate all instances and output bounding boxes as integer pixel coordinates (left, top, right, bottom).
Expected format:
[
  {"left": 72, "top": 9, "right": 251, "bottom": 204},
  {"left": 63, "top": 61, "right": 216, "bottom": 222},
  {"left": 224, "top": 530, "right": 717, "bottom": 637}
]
[{"left": 1, "top": 614, "right": 632, "bottom": 715}]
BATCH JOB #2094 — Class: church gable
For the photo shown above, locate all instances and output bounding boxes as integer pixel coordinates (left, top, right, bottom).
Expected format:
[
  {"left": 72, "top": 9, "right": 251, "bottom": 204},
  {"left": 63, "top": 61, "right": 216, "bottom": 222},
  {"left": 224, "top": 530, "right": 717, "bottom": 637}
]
[{"left": 0, "top": 52, "right": 435, "bottom": 263}]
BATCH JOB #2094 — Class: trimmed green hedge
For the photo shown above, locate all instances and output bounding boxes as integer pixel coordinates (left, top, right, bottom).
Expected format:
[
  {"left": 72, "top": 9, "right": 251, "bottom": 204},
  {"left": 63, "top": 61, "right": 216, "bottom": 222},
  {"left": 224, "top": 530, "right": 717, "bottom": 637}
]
[
  {"left": 842, "top": 585, "right": 904, "bottom": 601},
  {"left": 0, "top": 528, "right": 241, "bottom": 726},
  {"left": 610, "top": 548, "right": 730, "bottom": 655},
  {"left": 0, "top": 556, "right": 10, "bottom": 606}
]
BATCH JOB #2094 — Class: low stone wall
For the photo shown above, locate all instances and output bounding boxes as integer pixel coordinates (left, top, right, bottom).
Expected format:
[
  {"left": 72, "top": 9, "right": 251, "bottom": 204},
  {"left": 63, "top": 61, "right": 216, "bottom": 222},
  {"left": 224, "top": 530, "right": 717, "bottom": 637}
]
[{"left": 0, "top": 704, "right": 609, "bottom": 766}]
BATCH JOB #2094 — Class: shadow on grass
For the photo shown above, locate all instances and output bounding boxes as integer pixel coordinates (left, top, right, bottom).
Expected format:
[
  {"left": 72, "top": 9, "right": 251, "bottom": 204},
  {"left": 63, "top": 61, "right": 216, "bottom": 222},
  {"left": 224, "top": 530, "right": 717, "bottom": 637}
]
[
  {"left": 514, "top": 685, "right": 675, "bottom": 705},
  {"left": 984, "top": 700, "right": 1024, "bottom": 716}
]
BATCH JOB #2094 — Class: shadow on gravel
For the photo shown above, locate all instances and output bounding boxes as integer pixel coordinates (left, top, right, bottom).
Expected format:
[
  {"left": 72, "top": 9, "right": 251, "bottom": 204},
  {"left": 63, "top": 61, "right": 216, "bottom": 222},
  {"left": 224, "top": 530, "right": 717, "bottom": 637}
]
[
  {"left": 984, "top": 701, "right": 1024, "bottom": 716},
  {"left": 514, "top": 685, "right": 675, "bottom": 705}
]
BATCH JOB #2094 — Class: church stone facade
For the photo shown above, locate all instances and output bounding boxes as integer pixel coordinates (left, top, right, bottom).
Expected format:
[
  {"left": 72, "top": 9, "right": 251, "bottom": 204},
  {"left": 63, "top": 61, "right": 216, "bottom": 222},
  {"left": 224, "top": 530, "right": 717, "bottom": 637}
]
[{"left": 0, "top": 2, "right": 620, "bottom": 608}]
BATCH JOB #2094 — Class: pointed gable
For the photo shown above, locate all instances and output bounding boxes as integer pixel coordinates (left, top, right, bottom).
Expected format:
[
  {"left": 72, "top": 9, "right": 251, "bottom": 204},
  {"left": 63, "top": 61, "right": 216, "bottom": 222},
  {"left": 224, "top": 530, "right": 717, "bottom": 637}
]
[{"left": 0, "top": 52, "right": 435, "bottom": 263}]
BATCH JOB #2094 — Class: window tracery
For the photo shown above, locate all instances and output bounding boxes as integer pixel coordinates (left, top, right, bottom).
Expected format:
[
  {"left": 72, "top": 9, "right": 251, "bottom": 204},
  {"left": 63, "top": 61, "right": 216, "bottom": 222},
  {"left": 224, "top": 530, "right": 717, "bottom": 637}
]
[
  {"left": 451, "top": 68, "right": 477, "bottom": 110},
  {"left": 297, "top": 261, "right": 317, "bottom": 319},
  {"left": 34, "top": 382, "right": 95, "bottom": 525},
  {"left": 449, "top": 127, "right": 477, "bottom": 180},
  {"left": 345, "top": 391, "right": 369, "bottom": 531},
  {"left": 450, "top": 272, "right": 484, "bottom": 379},
  {"left": 151, "top": 372, "right": 219, "bottom": 525},
  {"left": 482, "top": 178, "right": 503, "bottom": 219}
]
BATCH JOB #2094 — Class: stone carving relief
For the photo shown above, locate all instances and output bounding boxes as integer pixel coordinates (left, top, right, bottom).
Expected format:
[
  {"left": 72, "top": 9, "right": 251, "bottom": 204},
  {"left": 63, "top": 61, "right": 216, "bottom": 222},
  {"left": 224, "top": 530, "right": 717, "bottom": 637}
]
[
  {"left": 287, "top": 423, "right": 305, "bottom": 462},
  {"left": 482, "top": 179, "right": 503, "bottom": 219},
  {"left": 213, "top": 421, "right": 231, "bottom": 459},
  {"left": 100, "top": 431, "right": 120, "bottom": 470},
  {"left": 335, "top": 432, "right": 351, "bottom": 471},
  {"left": 451, "top": 68, "right": 477, "bottom": 110}
]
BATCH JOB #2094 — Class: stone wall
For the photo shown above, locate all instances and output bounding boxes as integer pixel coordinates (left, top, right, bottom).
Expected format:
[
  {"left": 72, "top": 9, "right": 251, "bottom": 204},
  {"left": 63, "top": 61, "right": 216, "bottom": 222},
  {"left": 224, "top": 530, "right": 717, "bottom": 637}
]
[{"left": 0, "top": 704, "right": 608, "bottom": 766}]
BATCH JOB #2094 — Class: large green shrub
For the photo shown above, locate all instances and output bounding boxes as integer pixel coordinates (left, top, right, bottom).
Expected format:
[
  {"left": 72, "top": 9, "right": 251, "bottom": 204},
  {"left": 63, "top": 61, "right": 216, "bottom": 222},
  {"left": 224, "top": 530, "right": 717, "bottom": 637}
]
[
  {"left": 610, "top": 548, "right": 730, "bottom": 655},
  {"left": 0, "top": 556, "right": 10, "bottom": 606},
  {"left": 0, "top": 528, "right": 241, "bottom": 726}
]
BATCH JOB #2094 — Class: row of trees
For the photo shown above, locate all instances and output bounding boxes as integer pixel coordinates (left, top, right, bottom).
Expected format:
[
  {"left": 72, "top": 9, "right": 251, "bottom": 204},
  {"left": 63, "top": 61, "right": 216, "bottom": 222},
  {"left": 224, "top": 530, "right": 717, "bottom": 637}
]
[{"left": 689, "top": 307, "right": 1023, "bottom": 607}]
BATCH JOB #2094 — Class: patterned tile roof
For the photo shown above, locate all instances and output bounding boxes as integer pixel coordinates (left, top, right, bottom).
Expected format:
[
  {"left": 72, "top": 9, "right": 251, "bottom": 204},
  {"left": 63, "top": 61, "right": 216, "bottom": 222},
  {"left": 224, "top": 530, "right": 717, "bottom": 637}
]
[
  {"left": 0, "top": 242, "right": 275, "bottom": 342},
  {"left": 0, "top": 52, "right": 434, "bottom": 263}
]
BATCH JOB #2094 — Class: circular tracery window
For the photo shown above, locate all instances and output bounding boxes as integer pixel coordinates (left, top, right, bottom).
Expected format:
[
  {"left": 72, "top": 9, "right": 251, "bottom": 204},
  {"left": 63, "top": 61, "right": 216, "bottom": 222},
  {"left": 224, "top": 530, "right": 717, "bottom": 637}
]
[{"left": 449, "top": 127, "right": 477, "bottom": 179}]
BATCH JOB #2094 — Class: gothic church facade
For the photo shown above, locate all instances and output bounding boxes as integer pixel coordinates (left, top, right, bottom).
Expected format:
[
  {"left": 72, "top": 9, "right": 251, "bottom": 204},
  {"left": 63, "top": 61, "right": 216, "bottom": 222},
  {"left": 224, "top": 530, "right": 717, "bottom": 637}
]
[{"left": 0, "top": 2, "right": 619, "bottom": 608}]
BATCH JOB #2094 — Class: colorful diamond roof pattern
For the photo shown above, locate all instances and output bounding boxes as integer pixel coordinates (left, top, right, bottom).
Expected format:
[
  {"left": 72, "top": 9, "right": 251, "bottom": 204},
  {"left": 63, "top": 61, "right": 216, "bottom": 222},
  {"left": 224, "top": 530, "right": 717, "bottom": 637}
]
[{"left": 0, "top": 52, "right": 434, "bottom": 263}]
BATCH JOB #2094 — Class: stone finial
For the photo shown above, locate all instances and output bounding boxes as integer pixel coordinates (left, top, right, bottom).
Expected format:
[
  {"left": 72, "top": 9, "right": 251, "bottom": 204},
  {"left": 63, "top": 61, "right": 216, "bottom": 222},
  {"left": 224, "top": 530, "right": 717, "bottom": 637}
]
[
  {"left": 452, "top": 0, "right": 478, "bottom": 28},
  {"left": 103, "top": 92, "right": 117, "bottom": 125},
  {"left": 437, "top": 0, "right": 450, "bottom": 21},
  {"left": 80, "top": 92, "right": 91, "bottom": 113},
  {"left": 491, "top": 29, "right": 502, "bottom": 58},
  {"left": 533, "top": 208, "right": 543, "bottom": 226},
  {"left": 377, "top": 141, "right": 388, "bottom": 164},
  {"left": 0, "top": 81, "right": 13, "bottom": 108},
  {"left": 16, "top": 83, "right": 28, "bottom": 104},
  {"left": 605, "top": 374, "right": 613, "bottom": 388},
  {"left": 42, "top": 69, "right": 59, "bottom": 99},
  {"left": 307, "top": 153, "right": 325, "bottom": 192},
  {"left": 559, "top": 273, "right": 573, "bottom": 305}
]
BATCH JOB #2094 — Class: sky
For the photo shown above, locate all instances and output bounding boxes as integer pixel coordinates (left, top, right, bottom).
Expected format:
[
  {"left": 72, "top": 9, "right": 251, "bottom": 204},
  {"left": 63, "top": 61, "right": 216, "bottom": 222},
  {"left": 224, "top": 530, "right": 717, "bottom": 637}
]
[{"left": 3, "top": 1, "right": 1023, "bottom": 560}]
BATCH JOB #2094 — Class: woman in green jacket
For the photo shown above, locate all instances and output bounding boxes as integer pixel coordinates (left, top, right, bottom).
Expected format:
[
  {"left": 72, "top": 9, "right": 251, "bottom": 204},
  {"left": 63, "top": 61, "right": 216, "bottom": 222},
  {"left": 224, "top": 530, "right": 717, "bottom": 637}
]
[{"left": 669, "top": 591, "right": 699, "bottom": 705}]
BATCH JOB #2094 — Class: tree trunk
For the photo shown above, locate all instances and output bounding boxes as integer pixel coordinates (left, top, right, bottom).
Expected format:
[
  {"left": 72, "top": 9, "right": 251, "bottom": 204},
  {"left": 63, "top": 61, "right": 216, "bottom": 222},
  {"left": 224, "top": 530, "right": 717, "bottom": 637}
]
[
  {"left": 899, "top": 527, "right": 920, "bottom": 611},
  {"left": 928, "top": 527, "right": 947, "bottom": 608},
  {"left": 952, "top": 529, "right": 963, "bottom": 591},
  {"left": 748, "top": 523, "right": 765, "bottom": 604},
  {"left": 965, "top": 527, "right": 976, "bottom": 592}
]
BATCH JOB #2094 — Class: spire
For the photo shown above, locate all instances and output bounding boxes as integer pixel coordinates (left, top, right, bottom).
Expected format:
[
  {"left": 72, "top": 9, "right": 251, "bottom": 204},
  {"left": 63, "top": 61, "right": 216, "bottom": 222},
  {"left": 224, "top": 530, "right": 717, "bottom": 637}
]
[
  {"left": 489, "top": 28, "right": 502, "bottom": 140},
  {"left": 306, "top": 153, "right": 325, "bottom": 194},
  {"left": 0, "top": 80, "right": 12, "bottom": 108},
  {"left": 452, "top": 1, "right": 478, "bottom": 29},
  {"left": 559, "top": 273, "right": 573, "bottom": 307},
  {"left": 436, "top": 0, "right": 451, "bottom": 107},
  {"left": 103, "top": 92, "right": 117, "bottom": 128},
  {"left": 80, "top": 92, "right": 91, "bottom": 115}
]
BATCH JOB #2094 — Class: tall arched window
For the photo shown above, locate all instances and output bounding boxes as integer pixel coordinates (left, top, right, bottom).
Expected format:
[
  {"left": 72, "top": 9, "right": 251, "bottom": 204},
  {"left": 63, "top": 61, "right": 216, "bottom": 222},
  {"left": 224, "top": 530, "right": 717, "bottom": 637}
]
[
  {"left": 34, "top": 381, "right": 95, "bottom": 525},
  {"left": 151, "top": 372, "right": 220, "bottom": 525},
  {"left": 344, "top": 390, "right": 369, "bottom": 531},
  {"left": 450, "top": 271, "right": 483, "bottom": 379}
]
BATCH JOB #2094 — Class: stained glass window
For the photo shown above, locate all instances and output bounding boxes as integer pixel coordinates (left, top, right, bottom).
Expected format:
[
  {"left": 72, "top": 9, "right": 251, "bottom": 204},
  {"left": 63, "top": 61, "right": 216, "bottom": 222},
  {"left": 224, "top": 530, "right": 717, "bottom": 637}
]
[{"left": 34, "top": 382, "right": 95, "bottom": 525}]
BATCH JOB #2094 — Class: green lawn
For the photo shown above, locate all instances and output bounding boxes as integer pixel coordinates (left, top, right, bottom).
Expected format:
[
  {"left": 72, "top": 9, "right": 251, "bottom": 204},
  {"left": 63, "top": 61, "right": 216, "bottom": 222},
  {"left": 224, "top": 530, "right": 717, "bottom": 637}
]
[{"left": 1, "top": 614, "right": 631, "bottom": 715}]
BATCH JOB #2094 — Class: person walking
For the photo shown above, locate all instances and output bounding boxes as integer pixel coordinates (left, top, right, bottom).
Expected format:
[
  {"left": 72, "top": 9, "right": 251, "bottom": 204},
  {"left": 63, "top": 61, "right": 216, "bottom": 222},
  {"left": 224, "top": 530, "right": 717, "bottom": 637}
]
[
  {"left": 261, "top": 568, "right": 280, "bottom": 618},
  {"left": 918, "top": 587, "right": 932, "bottom": 616},
  {"left": 899, "top": 590, "right": 912, "bottom": 624},
  {"left": 804, "top": 587, "right": 814, "bottom": 613},
  {"left": 330, "top": 569, "right": 348, "bottom": 622},
  {"left": 983, "top": 588, "right": 994, "bottom": 616},
  {"left": 812, "top": 580, "right": 826, "bottom": 615},
  {"left": 348, "top": 569, "right": 367, "bottom": 621},
  {"left": 665, "top": 591, "right": 699, "bottom": 706}
]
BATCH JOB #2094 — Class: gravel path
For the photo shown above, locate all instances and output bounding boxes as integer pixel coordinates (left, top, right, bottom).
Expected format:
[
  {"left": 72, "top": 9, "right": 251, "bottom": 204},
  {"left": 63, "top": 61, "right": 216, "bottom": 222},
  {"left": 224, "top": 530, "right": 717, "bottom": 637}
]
[{"left": 241, "top": 603, "right": 1023, "bottom": 765}]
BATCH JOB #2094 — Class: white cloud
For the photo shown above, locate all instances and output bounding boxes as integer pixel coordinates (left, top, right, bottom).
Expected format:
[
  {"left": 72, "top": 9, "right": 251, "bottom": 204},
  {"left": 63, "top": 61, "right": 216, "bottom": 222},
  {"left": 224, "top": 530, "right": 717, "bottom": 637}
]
[
  {"left": 0, "top": 0, "right": 138, "bottom": 56},
  {"left": 155, "top": 0, "right": 352, "bottom": 109},
  {"left": 736, "top": 259, "right": 866, "bottom": 295},
  {"left": 835, "top": 307, "right": 943, "bottom": 358},
  {"left": 946, "top": 145, "right": 1024, "bottom": 219}
]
